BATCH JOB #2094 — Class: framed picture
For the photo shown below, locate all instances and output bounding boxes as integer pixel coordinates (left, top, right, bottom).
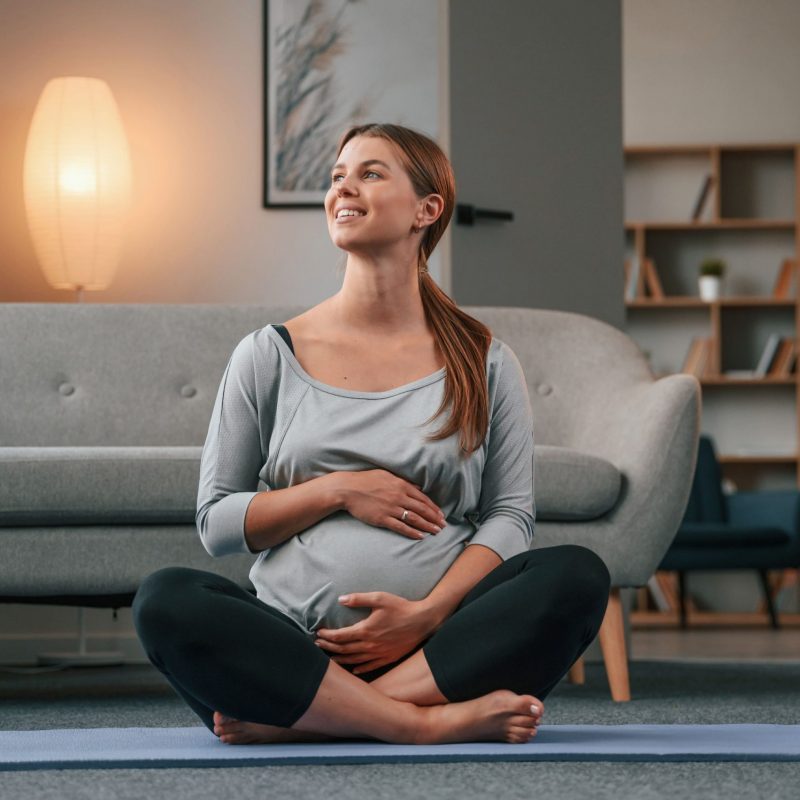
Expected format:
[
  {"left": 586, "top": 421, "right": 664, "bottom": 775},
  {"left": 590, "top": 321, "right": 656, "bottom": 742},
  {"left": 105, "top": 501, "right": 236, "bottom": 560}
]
[{"left": 263, "top": 0, "right": 442, "bottom": 208}]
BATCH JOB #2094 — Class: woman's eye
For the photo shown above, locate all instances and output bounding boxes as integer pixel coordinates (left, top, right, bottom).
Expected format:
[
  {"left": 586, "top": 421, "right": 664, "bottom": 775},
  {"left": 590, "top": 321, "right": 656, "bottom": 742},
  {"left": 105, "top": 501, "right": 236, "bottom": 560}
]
[
  {"left": 365, "top": 170, "right": 380, "bottom": 179},
  {"left": 331, "top": 174, "right": 343, "bottom": 183}
]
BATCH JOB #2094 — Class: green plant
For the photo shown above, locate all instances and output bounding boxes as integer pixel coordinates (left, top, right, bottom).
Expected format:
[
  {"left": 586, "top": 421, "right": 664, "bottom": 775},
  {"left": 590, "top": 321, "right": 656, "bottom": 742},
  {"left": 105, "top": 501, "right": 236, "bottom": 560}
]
[{"left": 699, "top": 258, "right": 726, "bottom": 277}]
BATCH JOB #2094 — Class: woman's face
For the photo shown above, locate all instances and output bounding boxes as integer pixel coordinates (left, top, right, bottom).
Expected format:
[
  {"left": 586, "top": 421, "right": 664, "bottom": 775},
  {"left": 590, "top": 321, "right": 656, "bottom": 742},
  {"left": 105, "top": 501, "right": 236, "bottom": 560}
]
[{"left": 324, "top": 135, "right": 423, "bottom": 255}]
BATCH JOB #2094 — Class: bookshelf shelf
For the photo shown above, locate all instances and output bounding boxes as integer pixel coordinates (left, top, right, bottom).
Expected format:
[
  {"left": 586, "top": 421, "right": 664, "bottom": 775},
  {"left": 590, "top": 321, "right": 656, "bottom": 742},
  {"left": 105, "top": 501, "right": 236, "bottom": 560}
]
[
  {"left": 719, "top": 454, "right": 798, "bottom": 465},
  {"left": 624, "top": 141, "right": 800, "bottom": 488},
  {"left": 701, "top": 376, "right": 797, "bottom": 387},
  {"left": 628, "top": 297, "right": 796, "bottom": 309},
  {"left": 654, "top": 373, "right": 796, "bottom": 386},
  {"left": 625, "top": 220, "right": 795, "bottom": 231}
]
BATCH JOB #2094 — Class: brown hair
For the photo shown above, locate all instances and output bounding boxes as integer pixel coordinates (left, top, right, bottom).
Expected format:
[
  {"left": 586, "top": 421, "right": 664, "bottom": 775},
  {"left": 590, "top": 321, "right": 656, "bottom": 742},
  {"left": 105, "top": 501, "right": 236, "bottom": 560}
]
[{"left": 335, "top": 123, "right": 493, "bottom": 457}]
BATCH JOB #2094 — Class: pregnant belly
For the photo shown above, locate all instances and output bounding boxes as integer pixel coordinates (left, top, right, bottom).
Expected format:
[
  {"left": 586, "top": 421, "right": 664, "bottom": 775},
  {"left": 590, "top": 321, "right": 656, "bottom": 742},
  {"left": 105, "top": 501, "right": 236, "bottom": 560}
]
[{"left": 251, "top": 511, "right": 471, "bottom": 633}]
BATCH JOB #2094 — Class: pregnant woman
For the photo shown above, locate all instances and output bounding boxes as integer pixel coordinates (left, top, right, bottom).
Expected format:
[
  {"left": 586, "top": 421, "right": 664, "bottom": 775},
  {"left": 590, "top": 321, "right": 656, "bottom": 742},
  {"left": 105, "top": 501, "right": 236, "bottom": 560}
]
[{"left": 133, "top": 123, "right": 610, "bottom": 746}]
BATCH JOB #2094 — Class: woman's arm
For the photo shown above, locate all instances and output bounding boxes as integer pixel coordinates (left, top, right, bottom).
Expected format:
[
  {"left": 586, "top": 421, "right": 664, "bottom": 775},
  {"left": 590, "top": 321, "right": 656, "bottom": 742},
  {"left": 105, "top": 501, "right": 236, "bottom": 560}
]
[
  {"left": 196, "top": 332, "right": 357, "bottom": 555},
  {"left": 467, "top": 342, "right": 535, "bottom": 560},
  {"left": 417, "top": 543, "right": 501, "bottom": 632},
  {"left": 242, "top": 473, "right": 346, "bottom": 552}
]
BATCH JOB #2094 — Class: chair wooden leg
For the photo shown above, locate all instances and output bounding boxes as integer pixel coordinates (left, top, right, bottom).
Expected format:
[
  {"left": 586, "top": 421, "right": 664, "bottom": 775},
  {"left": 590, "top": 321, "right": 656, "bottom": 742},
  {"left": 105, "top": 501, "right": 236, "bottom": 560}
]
[
  {"left": 678, "top": 571, "right": 689, "bottom": 628},
  {"left": 757, "top": 569, "right": 780, "bottom": 629},
  {"left": 598, "top": 587, "right": 631, "bottom": 702},
  {"left": 567, "top": 656, "right": 585, "bottom": 685}
]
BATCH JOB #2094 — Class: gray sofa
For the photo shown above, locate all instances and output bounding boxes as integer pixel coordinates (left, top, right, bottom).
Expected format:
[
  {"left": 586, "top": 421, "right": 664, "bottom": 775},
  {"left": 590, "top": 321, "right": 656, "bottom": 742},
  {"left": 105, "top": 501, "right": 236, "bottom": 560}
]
[{"left": 0, "top": 303, "right": 700, "bottom": 698}]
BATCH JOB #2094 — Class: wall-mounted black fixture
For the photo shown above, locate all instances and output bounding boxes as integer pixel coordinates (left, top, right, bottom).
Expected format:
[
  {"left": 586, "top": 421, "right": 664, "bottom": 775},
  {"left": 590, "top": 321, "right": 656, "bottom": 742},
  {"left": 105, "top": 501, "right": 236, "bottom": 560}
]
[{"left": 455, "top": 203, "right": 515, "bottom": 226}]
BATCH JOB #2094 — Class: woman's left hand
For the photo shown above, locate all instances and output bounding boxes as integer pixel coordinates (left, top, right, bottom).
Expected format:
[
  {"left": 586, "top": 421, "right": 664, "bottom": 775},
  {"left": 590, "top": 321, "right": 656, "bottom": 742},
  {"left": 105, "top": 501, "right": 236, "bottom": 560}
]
[{"left": 314, "top": 592, "right": 436, "bottom": 674}]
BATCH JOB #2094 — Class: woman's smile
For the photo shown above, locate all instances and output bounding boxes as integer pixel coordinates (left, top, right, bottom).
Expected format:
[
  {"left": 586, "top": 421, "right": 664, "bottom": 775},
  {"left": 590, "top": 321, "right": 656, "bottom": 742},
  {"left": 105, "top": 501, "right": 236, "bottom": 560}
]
[{"left": 335, "top": 206, "right": 368, "bottom": 224}]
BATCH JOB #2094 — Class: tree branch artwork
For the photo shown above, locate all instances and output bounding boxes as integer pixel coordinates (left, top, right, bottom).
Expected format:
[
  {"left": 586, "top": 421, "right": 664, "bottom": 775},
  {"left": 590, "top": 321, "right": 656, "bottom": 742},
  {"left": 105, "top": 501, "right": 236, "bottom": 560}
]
[{"left": 272, "top": 0, "right": 373, "bottom": 194}]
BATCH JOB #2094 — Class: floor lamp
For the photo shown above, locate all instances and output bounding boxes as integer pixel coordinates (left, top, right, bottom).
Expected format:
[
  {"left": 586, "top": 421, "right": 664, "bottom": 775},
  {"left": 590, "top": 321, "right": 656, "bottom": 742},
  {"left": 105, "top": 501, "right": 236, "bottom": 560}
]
[{"left": 23, "top": 76, "right": 133, "bottom": 666}]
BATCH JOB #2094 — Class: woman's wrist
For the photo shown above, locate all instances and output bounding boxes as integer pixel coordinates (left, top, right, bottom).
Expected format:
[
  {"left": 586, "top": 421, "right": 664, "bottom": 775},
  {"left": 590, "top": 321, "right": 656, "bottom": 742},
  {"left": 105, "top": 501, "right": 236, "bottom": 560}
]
[
  {"left": 324, "top": 471, "right": 352, "bottom": 512},
  {"left": 416, "top": 596, "right": 450, "bottom": 635}
]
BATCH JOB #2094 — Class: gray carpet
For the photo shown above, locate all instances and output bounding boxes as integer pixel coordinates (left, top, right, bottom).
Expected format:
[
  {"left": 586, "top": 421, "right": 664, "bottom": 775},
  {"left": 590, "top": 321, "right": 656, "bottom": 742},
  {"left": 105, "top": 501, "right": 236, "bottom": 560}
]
[{"left": 1, "top": 660, "right": 798, "bottom": 799}]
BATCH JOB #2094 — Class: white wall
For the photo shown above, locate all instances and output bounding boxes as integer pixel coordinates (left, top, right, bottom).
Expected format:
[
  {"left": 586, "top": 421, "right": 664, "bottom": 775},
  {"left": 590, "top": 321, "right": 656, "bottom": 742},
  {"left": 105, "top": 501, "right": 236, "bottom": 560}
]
[{"left": 0, "top": 0, "right": 449, "bottom": 306}]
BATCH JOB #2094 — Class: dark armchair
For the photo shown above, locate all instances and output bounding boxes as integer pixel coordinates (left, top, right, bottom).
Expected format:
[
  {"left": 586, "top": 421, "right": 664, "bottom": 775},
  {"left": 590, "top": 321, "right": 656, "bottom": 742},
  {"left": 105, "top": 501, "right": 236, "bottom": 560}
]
[{"left": 658, "top": 434, "right": 800, "bottom": 628}]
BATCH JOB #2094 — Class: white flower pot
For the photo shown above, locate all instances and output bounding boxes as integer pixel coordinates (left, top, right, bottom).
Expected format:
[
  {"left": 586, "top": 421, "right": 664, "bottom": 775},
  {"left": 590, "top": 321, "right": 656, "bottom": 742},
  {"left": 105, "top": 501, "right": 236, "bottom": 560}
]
[{"left": 699, "top": 275, "right": 722, "bottom": 301}]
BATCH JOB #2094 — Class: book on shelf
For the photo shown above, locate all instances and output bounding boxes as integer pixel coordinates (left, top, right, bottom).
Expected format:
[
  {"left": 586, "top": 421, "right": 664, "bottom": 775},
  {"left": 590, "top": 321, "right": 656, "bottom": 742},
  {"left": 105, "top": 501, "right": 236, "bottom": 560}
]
[
  {"left": 767, "top": 338, "right": 797, "bottom": 376},
  {"left": 624, "top": 258, "right": 642, "bottom": 300},
  {"left": 772, "top": 258, "right": 797, "bottom": 299},
  {"left": 754, "top": 333, "right": 782, "bottom": 377},
  {"left": 643, "top": 258, "right": 664, "bottom": 300},
  {"left": 723, "top": 370, "right": 756, "bottom": 379},
  {"left": 624, "top": 257, "right": 663, "bottom": 300},
  {"left": 725, "top": 336, "right": 797, "bottom": 378},
  {"left": 690, "top": 174, "right": 715, "bottom": 221},
  {"left": 681, "top": 337, "right": 712, "bottom": 377}
]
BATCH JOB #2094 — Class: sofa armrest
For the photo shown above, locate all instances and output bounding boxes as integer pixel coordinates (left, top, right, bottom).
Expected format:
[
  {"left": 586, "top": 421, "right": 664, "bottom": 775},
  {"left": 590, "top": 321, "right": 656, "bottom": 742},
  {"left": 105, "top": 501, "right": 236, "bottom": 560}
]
[{"left": 531, "top": 373, "right": 701, "bottom": 587}]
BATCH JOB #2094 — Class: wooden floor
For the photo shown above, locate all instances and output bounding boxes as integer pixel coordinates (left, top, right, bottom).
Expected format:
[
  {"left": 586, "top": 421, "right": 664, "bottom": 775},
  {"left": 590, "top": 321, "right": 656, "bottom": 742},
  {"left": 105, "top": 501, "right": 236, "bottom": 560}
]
[{"left": 631, "top": 624, "right": 800, "bottom": 661}]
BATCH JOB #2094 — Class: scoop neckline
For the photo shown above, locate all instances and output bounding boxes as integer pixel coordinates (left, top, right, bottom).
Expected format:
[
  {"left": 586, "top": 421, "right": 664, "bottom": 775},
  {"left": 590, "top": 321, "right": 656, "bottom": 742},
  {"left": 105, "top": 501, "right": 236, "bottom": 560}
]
[{"left": 266, "top": 324, "right": 447, "bottom": 399}]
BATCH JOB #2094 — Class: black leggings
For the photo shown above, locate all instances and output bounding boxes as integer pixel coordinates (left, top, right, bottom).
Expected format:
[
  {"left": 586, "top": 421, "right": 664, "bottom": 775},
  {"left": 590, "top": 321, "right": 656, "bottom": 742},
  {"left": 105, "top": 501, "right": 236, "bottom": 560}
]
[{"left": 132, "top": 544, "right": 610, "bottom": 733}]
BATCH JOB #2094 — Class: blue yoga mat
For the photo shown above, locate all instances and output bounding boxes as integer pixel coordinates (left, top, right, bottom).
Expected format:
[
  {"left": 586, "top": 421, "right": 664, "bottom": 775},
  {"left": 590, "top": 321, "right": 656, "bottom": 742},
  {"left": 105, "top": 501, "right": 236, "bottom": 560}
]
[{"left": 2, "top": 724, "right": 800, "bottom": 769}]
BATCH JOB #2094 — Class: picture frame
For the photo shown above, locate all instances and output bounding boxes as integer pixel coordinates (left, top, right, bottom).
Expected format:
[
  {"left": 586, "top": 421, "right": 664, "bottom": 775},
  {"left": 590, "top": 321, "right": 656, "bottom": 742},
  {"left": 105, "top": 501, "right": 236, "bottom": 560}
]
[{"left": 263, "top": 0, "right": 442, "bottom": 208}]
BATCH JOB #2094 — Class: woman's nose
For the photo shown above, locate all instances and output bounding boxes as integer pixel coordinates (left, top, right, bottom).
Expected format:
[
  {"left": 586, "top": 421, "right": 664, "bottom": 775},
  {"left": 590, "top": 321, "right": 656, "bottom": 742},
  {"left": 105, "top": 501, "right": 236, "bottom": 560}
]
[{"left": 336, "top": 176, "right": 357, "bottom": 195}]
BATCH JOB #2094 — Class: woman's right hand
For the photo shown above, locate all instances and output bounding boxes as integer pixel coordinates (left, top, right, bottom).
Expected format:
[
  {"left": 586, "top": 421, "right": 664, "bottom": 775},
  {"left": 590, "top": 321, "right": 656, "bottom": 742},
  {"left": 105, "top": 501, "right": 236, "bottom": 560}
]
[{"left": 336, "top": 470, "right": 447, "bottom": 540}]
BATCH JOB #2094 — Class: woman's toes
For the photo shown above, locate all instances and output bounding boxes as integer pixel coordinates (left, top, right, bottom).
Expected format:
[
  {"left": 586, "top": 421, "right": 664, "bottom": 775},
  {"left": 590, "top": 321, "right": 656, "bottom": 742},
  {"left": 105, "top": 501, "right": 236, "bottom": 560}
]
[
  {"left": 526, "top": 697, "right": 544, "bottom": 720},
  {"left": 508, "top": 726, "right": 534, "bottom": 744},
  {"left": 510, "top": 714, "right": 537, "bottom": 730}
]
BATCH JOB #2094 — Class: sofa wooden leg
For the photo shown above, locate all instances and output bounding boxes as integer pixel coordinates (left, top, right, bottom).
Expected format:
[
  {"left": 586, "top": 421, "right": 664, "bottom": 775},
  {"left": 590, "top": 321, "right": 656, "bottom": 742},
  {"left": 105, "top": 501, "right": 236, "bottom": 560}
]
[
  {"left": 567, "top": 656, "right": 585, "bottom": 685},
  {"left": 598, "top": 588, "right": 631, "bottom": 702}
]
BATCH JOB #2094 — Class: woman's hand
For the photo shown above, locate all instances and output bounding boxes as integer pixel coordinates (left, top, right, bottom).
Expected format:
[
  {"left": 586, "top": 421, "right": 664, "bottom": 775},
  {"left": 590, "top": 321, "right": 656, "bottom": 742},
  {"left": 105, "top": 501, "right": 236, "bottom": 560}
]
[
  {"left": 336, "top": 469, "right": 447, "bottom": 540},
  {"left": 314, "top": 591, "right": 436, "bottom": 674}
]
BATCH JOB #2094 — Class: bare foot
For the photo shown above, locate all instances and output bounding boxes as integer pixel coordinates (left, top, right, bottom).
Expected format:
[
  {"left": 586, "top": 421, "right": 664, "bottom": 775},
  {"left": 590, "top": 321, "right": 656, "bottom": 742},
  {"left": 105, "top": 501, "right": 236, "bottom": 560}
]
[
  {"left": 212, "top": 710, "right": 338, "bottom": 745},
  {"left": 418, "top": 689, "right": 544, "bottom": 745}
]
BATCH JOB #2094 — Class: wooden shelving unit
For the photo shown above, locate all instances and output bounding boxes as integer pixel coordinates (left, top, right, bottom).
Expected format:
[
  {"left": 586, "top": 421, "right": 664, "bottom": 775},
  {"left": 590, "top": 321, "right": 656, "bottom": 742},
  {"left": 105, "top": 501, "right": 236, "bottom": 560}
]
[{"left": 624, "top": 142, "right": 800, "bottom": 489}]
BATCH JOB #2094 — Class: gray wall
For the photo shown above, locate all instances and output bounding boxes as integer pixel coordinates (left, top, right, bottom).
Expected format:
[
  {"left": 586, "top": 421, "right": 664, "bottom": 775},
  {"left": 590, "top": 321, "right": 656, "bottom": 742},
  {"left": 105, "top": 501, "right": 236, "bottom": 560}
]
[{"left": 449, "top": 0, "right": 624, "bottom": 330}]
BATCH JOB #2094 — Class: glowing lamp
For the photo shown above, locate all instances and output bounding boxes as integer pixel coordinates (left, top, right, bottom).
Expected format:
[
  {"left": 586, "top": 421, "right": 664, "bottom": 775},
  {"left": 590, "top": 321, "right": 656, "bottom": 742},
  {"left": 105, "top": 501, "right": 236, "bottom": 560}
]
[{"left": 23, "top": 77, "right": 132, "bottom": 297}]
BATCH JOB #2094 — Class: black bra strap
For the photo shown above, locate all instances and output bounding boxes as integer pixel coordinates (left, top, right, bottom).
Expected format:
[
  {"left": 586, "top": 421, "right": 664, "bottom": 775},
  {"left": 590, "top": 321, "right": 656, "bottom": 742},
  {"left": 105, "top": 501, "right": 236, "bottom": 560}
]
[{"left": 272, "top": 324, "right": 294, "bottom": 355}]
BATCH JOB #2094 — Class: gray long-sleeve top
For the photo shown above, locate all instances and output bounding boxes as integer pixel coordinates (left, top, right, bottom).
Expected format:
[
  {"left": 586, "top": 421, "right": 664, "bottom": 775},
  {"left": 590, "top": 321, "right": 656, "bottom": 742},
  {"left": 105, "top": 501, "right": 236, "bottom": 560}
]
[{"left": 196, "top": 324, "right": 535, "bottom": 636}]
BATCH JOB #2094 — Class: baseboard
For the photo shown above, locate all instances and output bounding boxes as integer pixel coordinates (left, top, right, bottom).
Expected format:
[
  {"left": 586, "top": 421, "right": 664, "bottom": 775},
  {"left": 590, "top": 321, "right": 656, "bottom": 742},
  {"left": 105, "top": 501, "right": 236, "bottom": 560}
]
[
  {"left": 0, "top": 634, "right": 150, "bottom": 666},
  {"left": 0, "top": 592, "right": 633, "bottom": 667},
  {"left": 0, "top": 634, "right": 612, "bottom": 668},
  {"left": 632, "top": 611, "right": 800, "bottom": 628}
]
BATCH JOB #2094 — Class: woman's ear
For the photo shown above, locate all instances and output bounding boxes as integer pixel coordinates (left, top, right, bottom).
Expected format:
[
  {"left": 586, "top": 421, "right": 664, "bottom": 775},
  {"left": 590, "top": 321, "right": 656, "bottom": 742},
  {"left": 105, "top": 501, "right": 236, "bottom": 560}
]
[{"left": 418, "top": 193, "right": 445, "bottom": 227}]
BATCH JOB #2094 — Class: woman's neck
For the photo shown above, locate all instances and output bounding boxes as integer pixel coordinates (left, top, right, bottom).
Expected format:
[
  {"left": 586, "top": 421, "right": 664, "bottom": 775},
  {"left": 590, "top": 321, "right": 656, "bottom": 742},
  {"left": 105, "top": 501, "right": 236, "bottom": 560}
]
[{"left": 331, "top": 253, "right": 429, "bottom": 337}]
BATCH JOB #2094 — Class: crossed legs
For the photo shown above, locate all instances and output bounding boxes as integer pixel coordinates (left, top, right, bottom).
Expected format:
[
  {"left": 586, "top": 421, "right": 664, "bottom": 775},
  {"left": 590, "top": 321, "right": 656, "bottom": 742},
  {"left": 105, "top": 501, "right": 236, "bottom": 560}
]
[{"left": 133, "top": 545, "right": 609, "bottom": 744}]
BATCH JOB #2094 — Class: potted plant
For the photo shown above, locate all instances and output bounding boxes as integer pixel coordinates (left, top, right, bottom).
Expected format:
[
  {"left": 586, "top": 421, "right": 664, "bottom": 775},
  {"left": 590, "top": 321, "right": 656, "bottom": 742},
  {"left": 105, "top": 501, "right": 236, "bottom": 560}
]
[{"left": 699, "top": 258, "right": 726, "bottom": 301}]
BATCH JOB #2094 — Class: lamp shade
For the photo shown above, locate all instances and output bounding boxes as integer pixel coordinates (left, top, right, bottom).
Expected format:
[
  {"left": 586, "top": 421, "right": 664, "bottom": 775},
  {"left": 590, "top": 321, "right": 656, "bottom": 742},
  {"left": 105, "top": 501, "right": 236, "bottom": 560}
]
[{"left": 23, "top": 77, "right": 132, "bottom": 291}]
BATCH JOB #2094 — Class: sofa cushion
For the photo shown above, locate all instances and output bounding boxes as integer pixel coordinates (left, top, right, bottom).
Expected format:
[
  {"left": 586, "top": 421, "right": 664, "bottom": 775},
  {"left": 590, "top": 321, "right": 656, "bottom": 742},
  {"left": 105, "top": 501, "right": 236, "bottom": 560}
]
[
  {"left": 534, "top": 445, "right": 621, "bottom": 521},
  {"left": 0, "top": 447, "right": 203, "bottom": 526},
  {"left": 0, "top": 444, "right": 621, "bottom": 528}
]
